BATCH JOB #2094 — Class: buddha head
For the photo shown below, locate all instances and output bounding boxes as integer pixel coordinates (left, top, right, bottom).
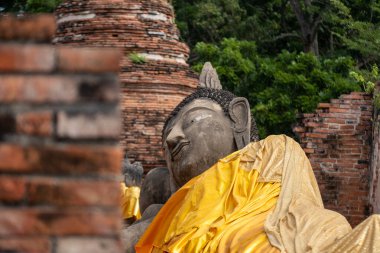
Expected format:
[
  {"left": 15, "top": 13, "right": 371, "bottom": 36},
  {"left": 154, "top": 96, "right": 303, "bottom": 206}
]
[{"left": 162, "top": 63, "right": 259, "bottom": 191}]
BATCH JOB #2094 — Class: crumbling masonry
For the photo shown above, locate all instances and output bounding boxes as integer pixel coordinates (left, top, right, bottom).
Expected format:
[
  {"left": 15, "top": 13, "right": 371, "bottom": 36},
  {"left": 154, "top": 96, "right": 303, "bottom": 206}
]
[
  {"left": 54, "top": 0, "right": 198, "bottom": 171},
  {"left": 294, "top": 90, "right": 380, "bottom": 226}
]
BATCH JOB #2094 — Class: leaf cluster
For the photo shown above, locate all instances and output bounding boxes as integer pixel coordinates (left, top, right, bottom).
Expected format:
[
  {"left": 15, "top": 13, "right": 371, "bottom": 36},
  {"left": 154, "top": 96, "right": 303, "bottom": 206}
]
[
  {"left": 174, "top": 0, "right": 380, "bottom": 137},
  {"left": 0, "top": 0, "right": 61, "bottom": 13},
  {"left": 129, "top": 53, "right": 147, "bottom": 65},
  {"left": 193, "top": 38, "right": 361, "bottom": 137}
]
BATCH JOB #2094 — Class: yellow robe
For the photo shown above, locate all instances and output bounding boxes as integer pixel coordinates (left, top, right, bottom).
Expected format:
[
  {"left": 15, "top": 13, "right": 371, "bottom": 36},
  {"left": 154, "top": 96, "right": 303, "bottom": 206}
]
[
  {"left": 121, "top": 183, "right": 141, "bottom": 220},
  {"left": 136, "top": 135, "right": 380, "bottom": 253}
]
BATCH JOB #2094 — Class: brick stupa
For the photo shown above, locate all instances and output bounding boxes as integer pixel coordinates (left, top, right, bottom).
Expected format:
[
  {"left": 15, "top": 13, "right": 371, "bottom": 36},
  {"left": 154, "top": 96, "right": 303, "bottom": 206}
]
[{"left": 54, "top": 0, "right": 198, "bottom": 171}]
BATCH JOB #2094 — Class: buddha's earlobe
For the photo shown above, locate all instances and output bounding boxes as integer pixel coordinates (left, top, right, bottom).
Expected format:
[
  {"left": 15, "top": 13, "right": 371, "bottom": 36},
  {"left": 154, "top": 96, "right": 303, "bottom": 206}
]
[{"left": 228, "top": 97, "right": 251, "bottom": 149}]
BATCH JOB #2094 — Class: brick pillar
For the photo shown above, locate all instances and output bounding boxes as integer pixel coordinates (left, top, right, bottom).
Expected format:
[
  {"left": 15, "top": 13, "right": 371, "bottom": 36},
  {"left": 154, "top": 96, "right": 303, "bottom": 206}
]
[
  {"left": 54, "top": 0, "right": 198, "bottom": 171},
  {"left": 0, "top": 15, "right": 123, "bottom": 253},
  {"left": 293, "top": 92, "right": 373, "bottom": 226},
  {"left": 370, "top": 83, "right": 380, "bottom": 213}
]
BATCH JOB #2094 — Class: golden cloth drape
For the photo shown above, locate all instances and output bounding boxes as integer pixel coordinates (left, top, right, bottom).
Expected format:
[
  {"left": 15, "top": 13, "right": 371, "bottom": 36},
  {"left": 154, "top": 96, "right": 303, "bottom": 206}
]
[
  {"left": 136, "top": 135, "right": 380, "bottom": 253},
  {"left": 328, "top": 214, "right": 380, "bottom": 252},
  {"left": 121, "top": 183, "right": 141, "bottom": 220},
  {"left": 136, "top": 136, "right": 284, "bottom": 253}
]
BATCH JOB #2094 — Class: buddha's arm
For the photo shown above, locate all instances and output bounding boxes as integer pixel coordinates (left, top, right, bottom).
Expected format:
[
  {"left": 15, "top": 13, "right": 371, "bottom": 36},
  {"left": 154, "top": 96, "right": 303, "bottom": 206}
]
[
  {"left": 139, "top": 167, "right": 171, "bottom": 213},
  {"left": 122, "top": 204, "right": 163, "bottom": 253}
]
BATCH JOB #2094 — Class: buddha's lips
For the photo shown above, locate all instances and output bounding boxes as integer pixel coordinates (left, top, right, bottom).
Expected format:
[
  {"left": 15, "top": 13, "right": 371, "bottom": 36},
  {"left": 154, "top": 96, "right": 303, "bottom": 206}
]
[{"left": 171, "top": 141, "right": 189, "bottom": 159}]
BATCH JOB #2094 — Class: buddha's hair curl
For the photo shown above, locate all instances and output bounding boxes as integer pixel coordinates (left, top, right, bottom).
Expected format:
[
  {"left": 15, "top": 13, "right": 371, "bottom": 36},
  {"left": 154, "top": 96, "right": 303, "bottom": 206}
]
[{"left": 163, "top": 87, "right": 259, "bottom": 142}]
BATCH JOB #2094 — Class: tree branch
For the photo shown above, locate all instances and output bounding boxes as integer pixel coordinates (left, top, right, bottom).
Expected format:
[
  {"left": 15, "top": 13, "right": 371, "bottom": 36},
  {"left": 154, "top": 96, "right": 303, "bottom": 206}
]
[
  {"left": 266, "top": 32, "right": 302, "bottom": 42},
  {"left": 310, "top": 14, "right": 322, "bottom": 39},
  {"left": 289, "top": 0, "right": 310, "bottom": 39}
]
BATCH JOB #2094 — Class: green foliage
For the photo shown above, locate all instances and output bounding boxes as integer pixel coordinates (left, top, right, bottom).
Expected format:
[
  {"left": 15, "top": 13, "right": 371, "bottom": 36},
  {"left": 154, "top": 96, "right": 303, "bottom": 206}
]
[
  {"left": 173, "top": 0, "right": 246, "bottom": 46},
  {"left": 374, "top": 92, "right": 380, "bottom": 110},
  {"left": 193, "top": 39, "right": 361, "bottom": 137},
  {"left": 26, "top": 0, "right": 61, "bottom": 13},
  {"left": 350, "top": 65, "right": 379, "bottom": 93},
  {"left": 129, "top": 53, "right": 147, "bottom": 64},
  {"left": 174, "top": 1, "right": 380, "bottom": 64},
  {"left": 0, "top": 0, "right": 61, "bottom": 13},
  {"left": 173, "top": 1, "right": 380, "bottom": 138}
]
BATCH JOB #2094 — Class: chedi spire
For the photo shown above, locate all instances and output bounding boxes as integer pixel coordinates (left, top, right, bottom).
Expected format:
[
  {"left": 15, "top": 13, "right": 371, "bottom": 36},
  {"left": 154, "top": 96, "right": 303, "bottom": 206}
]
[{"left": 55, "top": 0, "right": 198, "bottom": 170}]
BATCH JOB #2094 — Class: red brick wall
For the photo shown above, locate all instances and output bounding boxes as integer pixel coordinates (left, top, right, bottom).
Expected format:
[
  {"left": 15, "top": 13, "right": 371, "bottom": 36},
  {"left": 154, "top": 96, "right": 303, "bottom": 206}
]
[
  {"left": 54, "top": 0, "right": 198, "bottom": 171},
  {"left": 293, "top": 92, "right": 373, "bottom": 226},
  {"left": 369, "top": 84, "right": 380, "bottom": 213},
  {"left": 0, "top": 15, "right": 123, "bottom": 253}
]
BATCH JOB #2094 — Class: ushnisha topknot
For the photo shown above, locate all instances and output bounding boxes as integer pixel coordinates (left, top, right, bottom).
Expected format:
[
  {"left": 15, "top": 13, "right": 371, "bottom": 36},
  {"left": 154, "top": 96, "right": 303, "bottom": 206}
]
[{"left": 199, "top": 62, "right": 222, "bottom": 90}]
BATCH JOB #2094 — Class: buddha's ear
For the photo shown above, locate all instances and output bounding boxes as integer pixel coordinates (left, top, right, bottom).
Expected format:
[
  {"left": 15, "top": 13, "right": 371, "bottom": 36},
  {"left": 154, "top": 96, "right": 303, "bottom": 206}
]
[{"left": 228, "top": 97, "right": 251, "bottom": 149}]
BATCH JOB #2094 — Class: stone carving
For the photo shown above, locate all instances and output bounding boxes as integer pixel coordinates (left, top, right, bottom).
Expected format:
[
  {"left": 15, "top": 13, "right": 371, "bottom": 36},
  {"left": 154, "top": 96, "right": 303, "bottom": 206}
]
[
  {"left": 123, "top": 62, "right": 259, "bottom": 251},
  {"left": 139, "top": 167, "right": 171, "bottom": 213},
  {"left": 198, "top": 62, "right": 222, "bottom": 89},
  {"left": 121, "top": 157, "right": 144, "bottom": 226},
  {"left": 122, "top": 157, "right": 144, "bottom": 188}
]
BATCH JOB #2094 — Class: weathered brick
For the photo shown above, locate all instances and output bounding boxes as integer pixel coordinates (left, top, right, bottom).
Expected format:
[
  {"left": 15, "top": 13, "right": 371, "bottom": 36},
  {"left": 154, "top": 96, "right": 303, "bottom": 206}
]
[
  {"left": 76, "top": 74, "right": 120, "bottom": 102},
  {"left": 16, "top": 111, "right": 53, "bottom": 136},
  {"left": 327, "top": 124, "right": 339, "bottom": 130},
  {"left": 0, "top": 13, "right": 124, "bottom": 253},
  {"left": 0, "top": 113, "right": 16, "bottom": 133},
  {"left": 0, "top": 176, "right": 26, "bottom": 203},
  {"left": 0, "top": 237, "right": 51, "bottom": 253},
  {"left": 318, "top": 112, "right": 357, "bottom": 119},
  {"left": 304, "top": 148, "right": 314, "bottom": 154},
  {"left": 340, "top": 125, "right": 355, "bottom": 130},
  {"left": 318, "top": 103, "right": 331, "bottom": 108},
  {"left": 340, "top": 93, "right": 366, "bottom": 100},
  {"left": 56, "top": 238, "right": 122, "bottom": 253},
  {"left": 27, "top": 178, "right": 120, "bottom": 207},
  {"left": 56, "top": 111, "right": 121, "bottom": 139},
  {"left": 0, "top": 75, "right": 74, "bottom": 103},
  {"left": 0, "top": 14, "right": 56, "bottom": 42},
  {"left": 329, "top": 107, "right": 352, "bottom": 113},
  {"left": 324, "top": 118, "right": 346, "bottom": 124},
  {"left": 305, "top": 133, "right": 328, "bottom": 138},
  {"left": 0, "top": 44, "right": 55, "bottom": 72},
  {"left": 295, "top": 90, "right": 374, "bottom": 226},
  {"left": 0, "top": 144, "right": 32, "bottom": 172},
  {"left": 0, "top": 208, "right": 121, "bottom": 236},
  {"left": 305, "top": 121, "right": 322, "bottom": 128},
  {"left": 0, "top": 144, "right": 122, "bottom": 175},
  {"left": 0, "top": 74, "right": 119, "bottom": 104},
  {"left": 57, "top": 47, "right": 121, "bottom": 73}
]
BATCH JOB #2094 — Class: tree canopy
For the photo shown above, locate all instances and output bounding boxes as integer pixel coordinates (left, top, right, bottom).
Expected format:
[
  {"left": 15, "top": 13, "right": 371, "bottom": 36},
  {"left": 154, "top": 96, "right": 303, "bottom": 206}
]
[
  {"left": 173, "top": 0, "right": 380, "bottom": 137},
  {"left": 0, "top": 0, "right": 61, "bottom": 13}
]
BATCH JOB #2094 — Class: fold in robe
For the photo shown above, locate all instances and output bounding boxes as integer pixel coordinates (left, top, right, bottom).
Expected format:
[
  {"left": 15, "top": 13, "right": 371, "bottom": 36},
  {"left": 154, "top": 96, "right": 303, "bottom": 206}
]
[{"left": 136, "top": 136, "right": 285, "bottom": 252}]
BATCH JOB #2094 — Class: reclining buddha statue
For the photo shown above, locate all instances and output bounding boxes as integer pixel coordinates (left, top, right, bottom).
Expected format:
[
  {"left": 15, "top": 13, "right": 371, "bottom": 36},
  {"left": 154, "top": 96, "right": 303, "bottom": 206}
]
[{"left": 127, "top": 62, "right": 379, "bottom": 253}]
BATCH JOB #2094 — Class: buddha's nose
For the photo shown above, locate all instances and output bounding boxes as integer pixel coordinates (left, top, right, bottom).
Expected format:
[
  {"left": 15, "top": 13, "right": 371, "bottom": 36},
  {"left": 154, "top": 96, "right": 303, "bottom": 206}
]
[{"left": 165, "top": 127, "right": 185, "bottom": 154}]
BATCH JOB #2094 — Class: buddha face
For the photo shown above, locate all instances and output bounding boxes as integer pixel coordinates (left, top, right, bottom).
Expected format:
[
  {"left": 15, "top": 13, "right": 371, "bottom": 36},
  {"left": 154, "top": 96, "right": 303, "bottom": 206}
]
[{"left": 163, "top": 98, "right": 236, "bottom": 189}]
